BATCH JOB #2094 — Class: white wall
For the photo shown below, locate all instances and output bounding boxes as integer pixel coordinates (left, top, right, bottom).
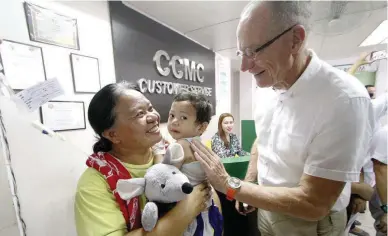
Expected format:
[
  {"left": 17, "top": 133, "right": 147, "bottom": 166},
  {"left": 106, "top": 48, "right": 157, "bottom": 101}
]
[
  {"left": 0, "top": 1, "right": 115, "bottom": 235},
  {"left": 215, "top": 54, "right": 231, "bottom": 115},
  {"left": 375, "top": 59, "right": 388, "bottom": 97},
  {"left": 239, "top": 71, "right": 255, "bottom": 121},
  {"left": 233, "top": 71, "right": 278, "bottom": 144},
  {"left": 229, "top": 70, "right": 257, "bottom": 141},
  {"left": 0, "top": 98, "right": 90, "bottom": 236},
  {"left": 201, "top": 54, "right": 232, "bottom": 142},
  {"left": 0, "top": 0, "right": 116, "bottom": 154},
  {"left": 231, "top": 71, "right": 241, "bottom": 139},
  {"left": 0, "top": 137, "right": 19, "bottom": 235}
]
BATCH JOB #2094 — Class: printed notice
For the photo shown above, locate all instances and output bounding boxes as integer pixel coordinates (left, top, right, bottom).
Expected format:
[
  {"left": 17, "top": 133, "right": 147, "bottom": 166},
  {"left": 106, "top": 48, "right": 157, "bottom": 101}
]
[{"left": 13, "top": 78, "right": 64, "bottom": 112}]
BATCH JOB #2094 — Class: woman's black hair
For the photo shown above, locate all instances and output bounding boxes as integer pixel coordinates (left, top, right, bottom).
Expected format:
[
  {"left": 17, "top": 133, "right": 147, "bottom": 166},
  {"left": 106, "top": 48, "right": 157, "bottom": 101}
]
[
  {"left": 88, "top": 81, "right": 140, "bottom": 153},
  {"left": 173, "top": 92, "right": 213, "bottom": 123}
]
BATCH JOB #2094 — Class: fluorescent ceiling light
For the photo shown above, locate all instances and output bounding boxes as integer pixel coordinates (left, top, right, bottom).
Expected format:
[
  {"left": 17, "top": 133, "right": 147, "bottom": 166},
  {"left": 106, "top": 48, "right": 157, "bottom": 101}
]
[{"left": 359, "top": 20, "right": 388, "bottom": 47}]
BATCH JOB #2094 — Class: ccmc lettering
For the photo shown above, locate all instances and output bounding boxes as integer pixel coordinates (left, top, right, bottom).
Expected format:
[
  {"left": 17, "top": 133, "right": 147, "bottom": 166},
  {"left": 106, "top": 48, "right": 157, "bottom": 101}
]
[
  {"left": 153, "top": 50, "right": 205, "bottom": 83},
  {"left": 137, "top": 78, "right": 212, "bottom": 97}
]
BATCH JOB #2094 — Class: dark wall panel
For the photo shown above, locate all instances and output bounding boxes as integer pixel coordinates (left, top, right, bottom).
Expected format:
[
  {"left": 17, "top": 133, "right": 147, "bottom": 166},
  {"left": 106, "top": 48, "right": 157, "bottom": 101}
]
[{"left": 109, "top": 2, "right": 216, "bottom": 122}]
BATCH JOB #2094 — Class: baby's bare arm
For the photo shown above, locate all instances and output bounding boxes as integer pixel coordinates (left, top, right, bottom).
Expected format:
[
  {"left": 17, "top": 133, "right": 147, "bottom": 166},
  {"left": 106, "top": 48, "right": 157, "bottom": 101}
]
[
  {"left": 176, "top": 140, "right": 196, "bottom": 165},
  {"left": 154, "top": 154, "right": 164, "bottom": 164}
]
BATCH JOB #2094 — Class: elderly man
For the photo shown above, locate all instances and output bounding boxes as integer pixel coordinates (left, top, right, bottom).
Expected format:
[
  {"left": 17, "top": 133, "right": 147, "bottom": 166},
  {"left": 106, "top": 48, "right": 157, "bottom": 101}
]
[{"left": 191, "top": 1, "right": 374, "bottom": 235}]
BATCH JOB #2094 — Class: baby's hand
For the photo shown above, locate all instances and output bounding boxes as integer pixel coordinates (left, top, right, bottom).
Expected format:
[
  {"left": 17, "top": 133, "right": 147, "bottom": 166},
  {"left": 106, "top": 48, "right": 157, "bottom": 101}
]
[
  {"left": 154, "top": 154, "right": 164, "bottom": 164},
  {"left": 152, "top": 139, "right": 167, "bottom": 164}
]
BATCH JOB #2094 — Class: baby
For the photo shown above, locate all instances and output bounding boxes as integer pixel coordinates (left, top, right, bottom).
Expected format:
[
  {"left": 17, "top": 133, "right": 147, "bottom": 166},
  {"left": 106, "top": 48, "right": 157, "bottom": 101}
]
[{"left": 167, "top": 92, "right": 223, "bottom": 236}]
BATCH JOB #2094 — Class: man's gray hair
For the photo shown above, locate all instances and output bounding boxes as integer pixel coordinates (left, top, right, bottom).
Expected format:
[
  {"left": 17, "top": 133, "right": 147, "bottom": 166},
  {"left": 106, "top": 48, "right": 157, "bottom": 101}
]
[{"left": 241, "top": 1, "right": 312, "bottom": 33}]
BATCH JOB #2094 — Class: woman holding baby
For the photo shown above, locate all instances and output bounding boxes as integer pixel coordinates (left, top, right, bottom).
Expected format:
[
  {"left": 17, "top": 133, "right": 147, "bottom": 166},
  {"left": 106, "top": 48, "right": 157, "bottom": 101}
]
[{"left": 74, "top": 82, "right": 221, "bottom": 236}]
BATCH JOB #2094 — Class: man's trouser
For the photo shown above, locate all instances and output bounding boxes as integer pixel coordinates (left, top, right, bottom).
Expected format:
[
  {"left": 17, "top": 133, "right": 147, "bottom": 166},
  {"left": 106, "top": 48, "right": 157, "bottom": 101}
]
[
  {"left": 369, "top": 188, "right": 386, "bottom": 236},
  {"left": 258, "top": 208, "right": 347, "bottom": 236}
]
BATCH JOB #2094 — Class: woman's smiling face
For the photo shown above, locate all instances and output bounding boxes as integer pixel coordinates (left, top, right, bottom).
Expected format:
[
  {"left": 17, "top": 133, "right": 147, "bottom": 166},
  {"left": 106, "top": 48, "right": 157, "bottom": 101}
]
[
  {"left": 222, "top": 116, "right": 234, "bottom": 134},
  {"left": 107, "top": 90, "right": 162, "bottom": 149}
]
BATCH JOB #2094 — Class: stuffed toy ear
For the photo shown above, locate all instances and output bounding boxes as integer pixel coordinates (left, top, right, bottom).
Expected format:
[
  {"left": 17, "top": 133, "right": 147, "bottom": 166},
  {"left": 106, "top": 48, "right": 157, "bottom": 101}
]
[
  {"left": 163, "top": 143, "right": 184, "bottom": 165},
  {"left": 116, "top": 178, "right": 145, "bottom": 200}
]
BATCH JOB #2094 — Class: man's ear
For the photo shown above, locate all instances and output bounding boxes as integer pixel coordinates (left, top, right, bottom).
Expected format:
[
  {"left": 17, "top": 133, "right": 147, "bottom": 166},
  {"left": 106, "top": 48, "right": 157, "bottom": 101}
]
[
  {"left": 163, "top": 143, "right": 184, "bottom": 165},
  {"left": 116, "top": 178, "right": 145, "bottom": 200},
  {"left": 102, "top": 128, "right": 119, "bottom": 144},
  {"left": 291, "top": 25, "right": 306, "bottom": 54}
]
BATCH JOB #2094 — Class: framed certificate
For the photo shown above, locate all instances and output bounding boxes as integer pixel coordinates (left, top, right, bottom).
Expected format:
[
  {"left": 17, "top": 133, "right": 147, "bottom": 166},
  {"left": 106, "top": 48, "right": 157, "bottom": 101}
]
[
  {"left": 0, "top": 40, "right": 47, "bottom": 90},
  {"left": 24, "top": 2, "right": 80, "bottom": 50},
  {"left": 40, "top": 101, "right": 86, "bottom": 131},
  {"left": 70, "top": 53, "right": 101, "bottom": 93}
]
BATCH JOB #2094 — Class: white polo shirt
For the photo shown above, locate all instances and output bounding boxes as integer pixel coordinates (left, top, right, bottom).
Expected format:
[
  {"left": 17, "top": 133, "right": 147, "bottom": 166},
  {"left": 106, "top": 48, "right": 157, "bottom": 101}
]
[
  {"left": 361, "top": 93, "right": 387, "bottom": 186},
  {"left": 370, "top": 125, "right": 388, "bottom": 165},
  {"left": 254, "top": 50, "right": 375, "bottom": 212}
]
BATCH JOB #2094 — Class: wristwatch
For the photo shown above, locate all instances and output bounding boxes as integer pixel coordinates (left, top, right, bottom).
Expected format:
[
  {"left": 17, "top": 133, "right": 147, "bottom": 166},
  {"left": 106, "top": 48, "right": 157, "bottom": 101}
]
[
  {"left": 381, "top": 204, "right": 387, "bottom": 213},
  {"left": 226, "top": 177, "right": 242, "bottom": 201}
]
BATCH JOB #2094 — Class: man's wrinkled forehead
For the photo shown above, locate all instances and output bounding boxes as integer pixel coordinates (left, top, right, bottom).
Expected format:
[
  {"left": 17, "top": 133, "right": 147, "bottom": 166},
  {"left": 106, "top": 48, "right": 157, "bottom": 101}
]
[{"left": 237, "top": 3, "right": 272, "bottom": 50}]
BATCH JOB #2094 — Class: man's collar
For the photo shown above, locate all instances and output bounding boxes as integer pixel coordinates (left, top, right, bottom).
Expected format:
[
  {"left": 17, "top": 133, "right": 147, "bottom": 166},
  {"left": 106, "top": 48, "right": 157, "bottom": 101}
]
[{"left": 275, "top": 50, "right": 321, "bottom": 101}]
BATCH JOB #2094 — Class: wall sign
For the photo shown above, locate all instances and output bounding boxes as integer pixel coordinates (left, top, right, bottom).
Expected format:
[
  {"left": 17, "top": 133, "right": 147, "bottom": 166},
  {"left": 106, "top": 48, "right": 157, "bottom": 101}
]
[
  {"left": 138, "top": 50, "right": 212, "bottom": 97},
  {"left": 153, "top": 50, "right": 204, "bottom": 82},
  {"left": 110, "top": 2, "right": 216, "bottom": 122}
]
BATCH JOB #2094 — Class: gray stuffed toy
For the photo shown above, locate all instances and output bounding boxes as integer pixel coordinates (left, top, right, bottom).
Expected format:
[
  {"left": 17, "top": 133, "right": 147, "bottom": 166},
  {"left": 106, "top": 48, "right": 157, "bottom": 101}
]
[{"left": 117, "top": 143, "right": 194, "bottom": 232}]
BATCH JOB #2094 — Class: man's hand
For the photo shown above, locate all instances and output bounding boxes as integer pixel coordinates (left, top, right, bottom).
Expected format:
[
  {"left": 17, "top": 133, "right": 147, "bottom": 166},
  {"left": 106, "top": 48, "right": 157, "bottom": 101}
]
[
  {"left": 190, "top": 139, "right": 230, "bottom": 193},
  {"left": 234, "top": 139, "right": 259, "bottom": 216},
  {"left": 377, "top": 213, "right": 387, "bottom": 234},
  {"left": 235, "top": 200, "right": 256, "bottom": 215},
  {"left": 351, "top": 197, "right": 366, "bottom": 214}
]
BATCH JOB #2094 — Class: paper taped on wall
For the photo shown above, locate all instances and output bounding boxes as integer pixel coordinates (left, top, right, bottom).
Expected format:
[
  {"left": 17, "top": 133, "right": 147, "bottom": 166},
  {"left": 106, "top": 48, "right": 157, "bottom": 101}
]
[{"left": 13, "top": 78, "right": 64, "bottom": 112}]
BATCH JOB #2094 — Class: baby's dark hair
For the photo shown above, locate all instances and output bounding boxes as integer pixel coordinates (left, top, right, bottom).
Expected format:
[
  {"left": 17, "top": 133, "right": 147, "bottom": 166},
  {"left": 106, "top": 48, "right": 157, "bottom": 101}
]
[{"left": 173, "top": 92, "right": 213, "bottom": 124}]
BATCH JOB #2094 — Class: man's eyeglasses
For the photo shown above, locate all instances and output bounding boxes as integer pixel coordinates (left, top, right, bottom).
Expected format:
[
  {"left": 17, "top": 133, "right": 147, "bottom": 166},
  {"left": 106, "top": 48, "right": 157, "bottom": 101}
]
[{"left": 237, "top": 24, "right": 298, "bottom": 58}]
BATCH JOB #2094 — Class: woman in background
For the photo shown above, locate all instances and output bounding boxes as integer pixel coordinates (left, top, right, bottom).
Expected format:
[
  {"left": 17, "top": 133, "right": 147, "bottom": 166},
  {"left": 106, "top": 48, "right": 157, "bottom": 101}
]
[{"left": 211, "top": 113, "right": 249, "bottom": 158}]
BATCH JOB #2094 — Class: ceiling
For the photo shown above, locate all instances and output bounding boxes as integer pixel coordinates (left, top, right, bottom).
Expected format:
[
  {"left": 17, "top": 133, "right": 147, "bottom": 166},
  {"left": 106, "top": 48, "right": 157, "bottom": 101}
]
[{"left": 124, "top": 1, "right": 388, "bottom": 70}]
